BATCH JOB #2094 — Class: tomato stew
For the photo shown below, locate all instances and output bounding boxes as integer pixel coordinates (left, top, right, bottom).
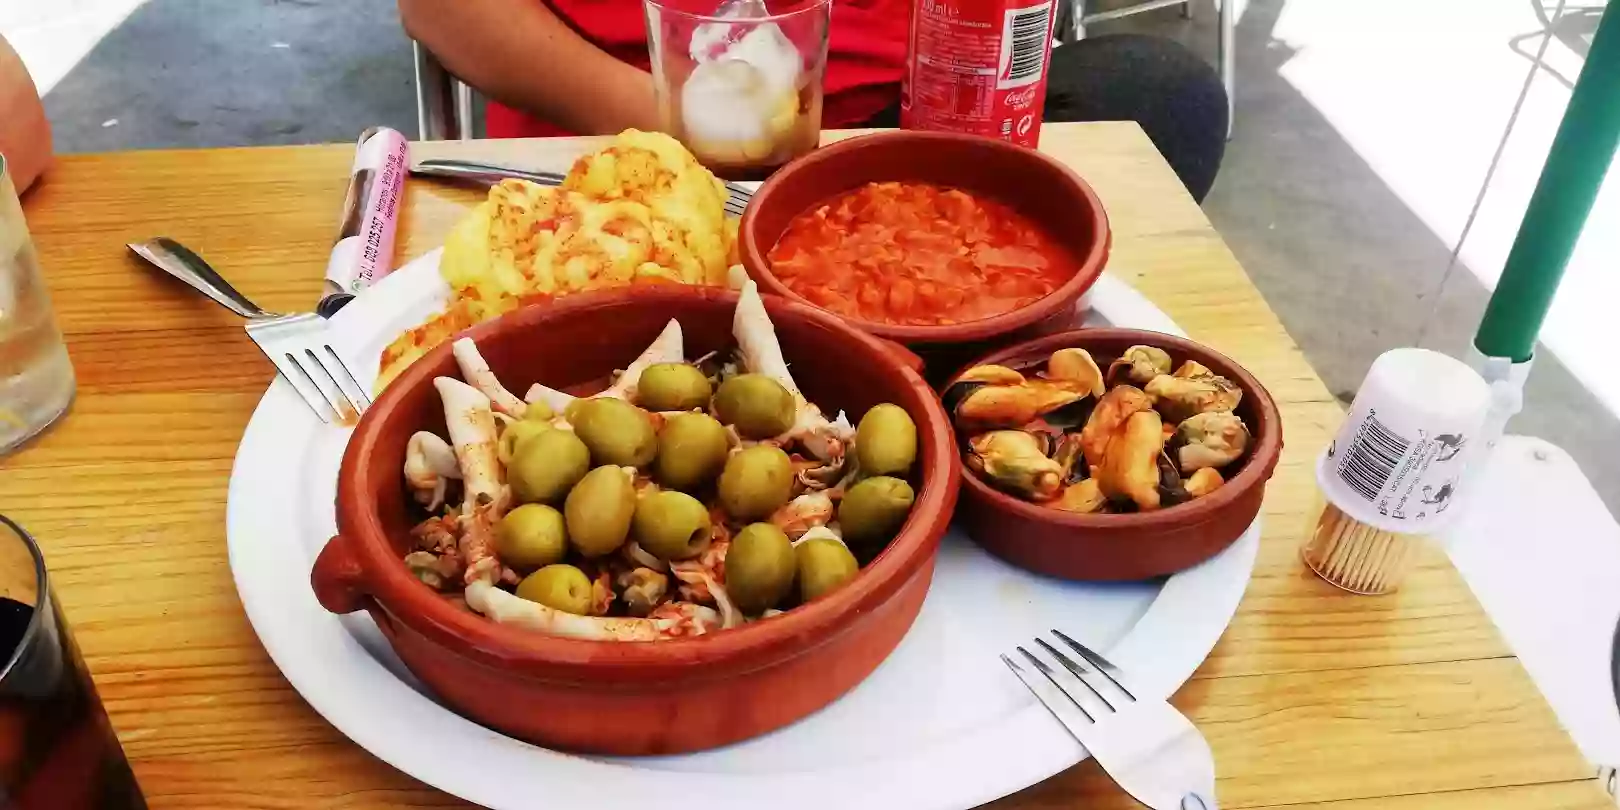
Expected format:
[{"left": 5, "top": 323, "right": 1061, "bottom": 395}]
[{"left": 766, "top": 182, "right": 1077, "bottom": 326}]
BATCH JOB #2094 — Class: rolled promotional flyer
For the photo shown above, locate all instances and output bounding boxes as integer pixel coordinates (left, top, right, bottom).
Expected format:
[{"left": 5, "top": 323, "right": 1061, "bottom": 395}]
[
  {"left": 1302, "top": 348, "right": 1490, "bottom": 594},
  {"left": 319, "top": 126, "right": 409, "bottom": 316}
]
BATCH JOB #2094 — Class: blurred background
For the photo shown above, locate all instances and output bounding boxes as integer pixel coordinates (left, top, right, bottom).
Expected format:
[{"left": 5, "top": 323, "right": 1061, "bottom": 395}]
[{"left": 2, "top": 0, "right": 1615, "bottom": 518}]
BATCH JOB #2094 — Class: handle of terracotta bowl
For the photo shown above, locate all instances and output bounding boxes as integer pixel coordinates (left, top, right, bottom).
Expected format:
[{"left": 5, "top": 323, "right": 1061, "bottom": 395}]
[
  {"left": 877, "top": 339, "right": 925, "bottom": 374},
  {"left": 311, "top": 533, "right": 369, "bottom": 615}
]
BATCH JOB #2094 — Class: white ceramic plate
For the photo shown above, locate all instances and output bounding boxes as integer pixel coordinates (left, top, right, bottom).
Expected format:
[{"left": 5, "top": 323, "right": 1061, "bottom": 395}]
[{"left": 226, "top": 251, "right": 1257, "bottom": 810}]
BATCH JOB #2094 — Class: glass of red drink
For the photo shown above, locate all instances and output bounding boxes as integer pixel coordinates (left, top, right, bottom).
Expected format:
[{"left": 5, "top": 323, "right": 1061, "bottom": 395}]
[{"left": 0, "top": 514, "right": 146, "bottom": 809}]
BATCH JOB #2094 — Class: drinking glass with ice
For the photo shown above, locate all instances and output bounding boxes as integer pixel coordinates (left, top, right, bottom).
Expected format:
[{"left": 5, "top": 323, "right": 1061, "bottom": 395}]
[
  {"left": 645, "top": 0, "right": 830, "bottom": 178},
  {"left": 0, "top": 155, "right": 75, "bottom": 455}
]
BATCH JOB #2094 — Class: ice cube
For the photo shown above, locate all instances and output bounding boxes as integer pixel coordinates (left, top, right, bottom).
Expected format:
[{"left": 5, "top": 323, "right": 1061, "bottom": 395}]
[
  {"left": 725, "top": 24, "right": 801, "bottom": 94},
  {"left": 681, "top": 58, "right": 801, "bottom": 164},
  {"left": 689, "top": 0, "right": 772, "bottom": 62}
]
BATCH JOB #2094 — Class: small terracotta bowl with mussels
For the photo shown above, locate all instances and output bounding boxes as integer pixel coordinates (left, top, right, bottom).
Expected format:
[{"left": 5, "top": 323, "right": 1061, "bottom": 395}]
[{"left": 945, "top": 328, "right": 1282, "bottom": 581}]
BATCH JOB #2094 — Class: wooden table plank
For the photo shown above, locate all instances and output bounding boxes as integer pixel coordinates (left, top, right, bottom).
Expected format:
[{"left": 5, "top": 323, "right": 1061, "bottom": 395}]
[
  {"left": 1246, "top": 781, "right": 1610, "bottom": 810},
  {"left": 990, "top": 658, "right": 1595, "bottom": 808},
  {"left": 997, "top": 777, "right": 1610, "bottom": 810},
  {"left": 7, "top": 123, "right": 1604, "bottom": 809}
]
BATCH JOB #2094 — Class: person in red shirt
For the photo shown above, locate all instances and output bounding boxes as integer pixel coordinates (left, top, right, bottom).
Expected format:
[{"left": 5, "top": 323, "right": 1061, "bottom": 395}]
[{"left": 399, "top": 0, "right": 1227, "bottom": 199}]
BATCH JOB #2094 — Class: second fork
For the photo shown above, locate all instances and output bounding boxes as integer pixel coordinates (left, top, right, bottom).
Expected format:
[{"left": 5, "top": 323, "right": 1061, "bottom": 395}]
[
  {"left": 1003, "top": 630, "right": 1219, "bottom": 810},
  {"left": 409, "top": 158, "right": 755, "bottom": 217},
  {"left": 128, "top": 237, "right": 371, "bottom": 424}
]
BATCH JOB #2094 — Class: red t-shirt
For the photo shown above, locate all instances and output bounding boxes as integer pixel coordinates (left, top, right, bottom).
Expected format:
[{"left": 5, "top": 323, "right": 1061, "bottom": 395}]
[{"left": 485, "top": 0, "right": 909, "bottom": 138}]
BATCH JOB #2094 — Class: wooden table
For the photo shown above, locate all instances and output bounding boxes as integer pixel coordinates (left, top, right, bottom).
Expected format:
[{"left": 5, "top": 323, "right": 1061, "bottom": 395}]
[{"left": 6, "top": 123, "right": 1607, "bottom": 809}]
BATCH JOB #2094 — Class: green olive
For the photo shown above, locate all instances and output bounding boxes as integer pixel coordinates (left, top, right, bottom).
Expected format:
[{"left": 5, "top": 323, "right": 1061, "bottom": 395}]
[
  {"left": 563, "top": 398, "right": 590, "bottom": 425},
  {"left": 717, "top": 445, "right": 795, "bottom": 521},
  {"left": 515, "top": 563, "right": 593, "bottom": 615},
  {"left": 523, "top": 398, "right": 555, "bottom": 423},
  {"left": 655, "top": 412, "right": 730, "bottom": 492},
  {"left": 636, "top": 363, "right": 713, "bottom": 412},
  {"left": 727, "top": 523, "right": 796, "bottom": 613},
  {"left": 632, "top": 490, "right": 713, "bottom": 561},
  {"left": 713, "top": 374, "right": 796, "bottom": 439},
  {"left": 564, "top": 465, "right": 636, "bottom": 557},
  {"left": 838, "top": 476, "right": 916, "bottom": 545},
  {"left": 496, "top": 503, "right": 568, "bottom": 571},
  {"left": 508, "top": 429, "right": 590, "bottom": 505},
  {"left": 855, "top": 403, "right": 918, "bottom": 477},
  {"left": 572, "top": 397, "right": 657, "bottom": 468},
  {"left": 795, "top": 537, "right": 860, "bottom": 603},
  {"left": 498, "top": 419, "right": 552, "bottom": 465}
]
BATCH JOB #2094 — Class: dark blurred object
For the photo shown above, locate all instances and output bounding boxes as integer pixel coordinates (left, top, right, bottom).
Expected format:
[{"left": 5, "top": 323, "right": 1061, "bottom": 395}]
[
  {"left": 1610, "top": 607, "right": 1620, "bottom": 720},
  {"left": 0, "top": 514, "right": 147, "bottom": 809},
  {"left": 863, "top": 35, "right": 1229, "bottom": 201},
  {"left": 1054, "top": 0, "right": 1232, "bottom": 133}
]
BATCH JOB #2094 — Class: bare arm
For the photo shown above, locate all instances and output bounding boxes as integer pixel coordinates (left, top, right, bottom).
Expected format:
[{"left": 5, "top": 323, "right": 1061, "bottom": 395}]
[
  {"left": 0, "top": 35, "right": 51, "bottom": 193},
  {"left": 399, "top": 0, "right": 658, "bottom": 135}
]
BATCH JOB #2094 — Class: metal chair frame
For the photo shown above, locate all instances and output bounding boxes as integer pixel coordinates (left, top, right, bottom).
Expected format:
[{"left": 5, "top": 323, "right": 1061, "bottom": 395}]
[{"left": 413, "top": 41, "right": 476, "bottom": 141}]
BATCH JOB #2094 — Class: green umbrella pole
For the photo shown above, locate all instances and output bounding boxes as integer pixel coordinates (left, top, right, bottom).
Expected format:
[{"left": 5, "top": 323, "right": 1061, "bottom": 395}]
[{"left": 1475, "top": 5, "right": 1620, "bottom": 362}]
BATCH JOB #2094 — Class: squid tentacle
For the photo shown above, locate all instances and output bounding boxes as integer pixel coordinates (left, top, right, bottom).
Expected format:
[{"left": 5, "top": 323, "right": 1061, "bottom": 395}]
[
  {"left": 452, "top": 338, "right": 526, "bottom": 417},
  {"left": 466, "top": 581, "right": 719, "bottom": 640},
  {"left": 404, "top": 430, "right": 460, "bottom": 511},
  {"left": 733, "top": 281, "right": 851, "bottom": 461},
  {"left": 433, "top": 376, "right": 504, "bottom": 510}
]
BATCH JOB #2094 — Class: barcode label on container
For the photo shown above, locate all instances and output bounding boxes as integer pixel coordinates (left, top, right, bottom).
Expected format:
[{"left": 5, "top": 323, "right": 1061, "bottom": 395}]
[
  {"left": 998, "top": 2, "right": 1052, "bottom": 89},
  {"left": 1335, "top": 412, "right": 1413, "bottom": 502}
]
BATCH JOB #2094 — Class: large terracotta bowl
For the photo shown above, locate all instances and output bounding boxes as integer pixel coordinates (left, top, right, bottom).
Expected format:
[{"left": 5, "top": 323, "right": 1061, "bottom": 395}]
[
  {"left": 311, "top": 286, "right": 960, "bottom": 755},
  {"left": 738, "top": 131, "right": 1111, "bottom": 375},
  {"left": 953, "top": 329, "right": 1282, "bottom": 581}
]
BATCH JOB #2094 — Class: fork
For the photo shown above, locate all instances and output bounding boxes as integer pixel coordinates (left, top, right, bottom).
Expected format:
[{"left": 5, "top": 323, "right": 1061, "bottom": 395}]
[
  {"left": 410, "top": 158, "right": 755, "bottom": 217},
  {"left": 1003, "top": 630, "right": 1219, "bottom": 810},
  {"left": 127, "top": 237, "right": 371, "bottom": 424}
]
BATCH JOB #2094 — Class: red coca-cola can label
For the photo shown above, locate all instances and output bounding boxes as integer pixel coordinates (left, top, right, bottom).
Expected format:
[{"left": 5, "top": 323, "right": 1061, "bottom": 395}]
[{"left": 899, "top": 0, "right": 1055, "bottom": 147}]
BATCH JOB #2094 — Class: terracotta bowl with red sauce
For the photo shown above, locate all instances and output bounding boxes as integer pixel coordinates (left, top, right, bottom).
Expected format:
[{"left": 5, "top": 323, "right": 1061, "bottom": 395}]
[
  {"left": 310, "top": 286, "right": 960, "bottom": 755},
  {"left": 952, "top": 329, "right": 1283, "bottom": 581},
  {"left": 739, "top": 131, "right": 1111, "bottom": 375}
]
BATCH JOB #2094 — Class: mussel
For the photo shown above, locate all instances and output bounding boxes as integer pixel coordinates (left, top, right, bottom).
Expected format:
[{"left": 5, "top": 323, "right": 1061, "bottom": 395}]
[
  {"left": 950, "top": 381, "right": 1088, "bottom": 432},
  {"left": 1169, "top": 410, "right": 1250, "bottom": 472},
  {"left": 1185, "top": 467, "right": 1225, "bottom": 497},
  {"left": 966, "top": 431, "right": 1066, "bottom": 501},
  {"left": 1097, "top": 410, "right": 1166, "bottom": 511},
  {"left": 946, "top": 357, "right": 1102, "bottom": 434},
  {"left": 1045, "top": 348, "right": 1105, "bottom": 397},
  {"left": 1052, "top": 433, "right": 1088, "bottom": 485},
  {"left": 1157, "top": 451, "right": 1191, "bottom": 507},
  {"left": 1106, "top": 345, "right": 1172, "bottom": 387},
  {"left": 1173, "top": 360, "right": 1213, "bottom": 379},
  {"left": 1145, "top": 373, "right": 1242, "bottom": 423},
  {"left": 1079, "top": 385, "right": 1154, "bottom": 468},
  {"left": 1052, "top": 479, "right": 1107, "bottom": 513},
  {"left": 957, "top": 364, "right": 1027, "bottom": 385}
]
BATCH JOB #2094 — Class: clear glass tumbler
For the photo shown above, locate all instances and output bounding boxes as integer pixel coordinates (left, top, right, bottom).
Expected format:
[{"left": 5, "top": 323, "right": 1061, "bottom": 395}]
[
  {"left": 0, "top": 155, "right": 75, "bottom": 454},
  {"left": 0, "top": 514, "right": 147, "bottom": 808},
  {"left": 645, "top": 0, "right": 831, "bottom": 179}
]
